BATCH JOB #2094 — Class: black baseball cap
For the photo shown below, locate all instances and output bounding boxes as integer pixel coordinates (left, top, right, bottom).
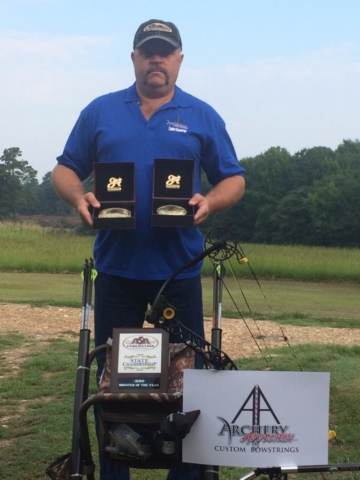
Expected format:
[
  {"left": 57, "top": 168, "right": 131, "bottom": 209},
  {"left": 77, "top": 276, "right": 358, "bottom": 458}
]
[{"left": 133, "top": 19, "right": 182, "bottom": 50}]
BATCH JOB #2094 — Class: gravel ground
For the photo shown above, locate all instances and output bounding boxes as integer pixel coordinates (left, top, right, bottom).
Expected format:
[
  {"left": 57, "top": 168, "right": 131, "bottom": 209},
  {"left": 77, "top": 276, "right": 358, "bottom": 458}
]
[{"left": 1, "top": 303, "right": 360, "bottom": 360}]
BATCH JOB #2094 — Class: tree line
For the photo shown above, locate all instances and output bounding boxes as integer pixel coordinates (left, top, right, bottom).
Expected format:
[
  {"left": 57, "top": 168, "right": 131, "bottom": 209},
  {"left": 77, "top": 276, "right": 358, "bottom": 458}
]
[
  {"left": 0, "top": 147, "right": 72, "bottom": 217},
  {"left": 1, "top": 140, "right": 360, "bottom": 247},
  {"left": 202, "top": 139, "right": 360, "bottom": 247}
]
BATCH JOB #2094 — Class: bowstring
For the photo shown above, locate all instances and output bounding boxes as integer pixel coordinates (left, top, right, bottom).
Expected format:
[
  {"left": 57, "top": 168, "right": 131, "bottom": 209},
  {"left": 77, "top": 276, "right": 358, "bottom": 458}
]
[
  {"left": 209, "top": 256, "right": 273, "bottom": 369},
  {"left": 234, "top": 254, "right": 304, "bottom": 372},
  {"left": 223, "top": 258, "right": 282, "bottom": 371},
  {"left": 217, "top": 244, "right": 354, "bottom": 474}
]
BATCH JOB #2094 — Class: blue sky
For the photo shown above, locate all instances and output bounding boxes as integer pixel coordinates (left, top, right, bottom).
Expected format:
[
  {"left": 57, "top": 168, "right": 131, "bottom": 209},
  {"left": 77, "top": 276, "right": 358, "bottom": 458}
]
[{"left": 1, "top": 0, "right": 360, "bottom": 180}]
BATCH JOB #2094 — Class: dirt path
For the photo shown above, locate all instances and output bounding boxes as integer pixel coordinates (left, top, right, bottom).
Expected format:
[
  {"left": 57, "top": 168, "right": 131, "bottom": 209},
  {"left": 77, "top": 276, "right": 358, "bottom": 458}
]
[{"left": 1, "top": 303, "right": 360, "bottom": 359}]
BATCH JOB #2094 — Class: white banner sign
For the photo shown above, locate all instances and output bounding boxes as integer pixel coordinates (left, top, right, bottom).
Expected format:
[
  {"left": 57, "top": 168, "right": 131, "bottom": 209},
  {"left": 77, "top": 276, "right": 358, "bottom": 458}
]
[{"left": 183, "top": 370, "right": 330, "bottom": 467}]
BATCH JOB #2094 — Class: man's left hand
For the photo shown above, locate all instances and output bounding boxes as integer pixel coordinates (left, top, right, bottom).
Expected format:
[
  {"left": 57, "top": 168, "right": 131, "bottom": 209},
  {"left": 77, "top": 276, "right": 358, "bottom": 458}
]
[
  {"left": 188, "top": 175, "right": 245, "bottom": 227},
  {"left": 189, "top": 194, "right": 210, "bottom": 226}
]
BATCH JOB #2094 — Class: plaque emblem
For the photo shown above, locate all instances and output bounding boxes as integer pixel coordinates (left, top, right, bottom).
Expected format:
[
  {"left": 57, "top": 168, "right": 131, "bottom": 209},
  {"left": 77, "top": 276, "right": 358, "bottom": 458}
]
[
  {"left": 156, "top": 205, "right": 187, "bottom": 216},
  {"left": 166, "top": 174, "right": 181, "bottom": 189},
  {"left": 99, "top": 208, "right": 131, "bottom": 218},
  {"left": 107, "top": 177, "right": 122, "bottom": 191},
  {"left": 123, "top": 335, "right": 159, "bottom": 350},
  {"left": 110, "top": 328, "right": 169, "bottom": 393}
]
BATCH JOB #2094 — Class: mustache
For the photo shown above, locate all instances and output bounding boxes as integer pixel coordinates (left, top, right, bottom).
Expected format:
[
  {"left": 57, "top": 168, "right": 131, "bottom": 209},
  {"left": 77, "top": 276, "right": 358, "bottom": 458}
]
[{"left": 146, "top": 65, "right": 168, "bottom": 76}]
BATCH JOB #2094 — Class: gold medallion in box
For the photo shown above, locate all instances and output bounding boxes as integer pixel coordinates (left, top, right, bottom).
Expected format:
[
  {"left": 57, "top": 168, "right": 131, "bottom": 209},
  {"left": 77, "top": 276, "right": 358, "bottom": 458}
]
[
  {"left": 99, "top": 207, "right": 131, "bottom": 218},
  {"left": 156, "top": 205, "right": 187, "bottom": 216}
]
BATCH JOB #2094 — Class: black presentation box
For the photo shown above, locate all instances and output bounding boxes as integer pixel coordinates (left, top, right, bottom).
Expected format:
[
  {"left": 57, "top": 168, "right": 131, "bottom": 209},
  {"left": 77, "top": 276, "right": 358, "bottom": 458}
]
[
  {"left": 152, "top": 159, "right": 195, "bottom": 227},
  {"left": 93, "top": 162, "right": 135, "bottom": 229}
]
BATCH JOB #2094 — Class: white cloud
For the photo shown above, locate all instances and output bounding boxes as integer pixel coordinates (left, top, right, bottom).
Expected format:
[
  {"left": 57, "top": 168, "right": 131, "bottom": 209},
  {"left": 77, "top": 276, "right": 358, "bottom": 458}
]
[
  {"left": 1, "top": 0, "right": 59, "bottom": 4},
  {"left": 179, "top": 44, "right": 360, "bottom": 158},
  {"left": 1, "top": 31, "right": 129, "bottom": 178},
  {"left": 0, "top": 31, "right": 126, "bottom": 106},
  {"left": 0, "top": 31, "right": 113, "bottom": 62},
  {"left": 2, "top": 32, "right": 360, "bottom": 179}
]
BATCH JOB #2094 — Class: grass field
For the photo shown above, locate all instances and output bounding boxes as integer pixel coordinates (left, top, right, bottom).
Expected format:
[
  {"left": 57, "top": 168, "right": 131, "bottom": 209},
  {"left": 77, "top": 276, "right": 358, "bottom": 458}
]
[
  {"left": 1, "top": 272, "right": 360, "bottom": 329},
  {"left": 1, "top": 336, "right": 359, "bottom": 480},
  {"left": 2, "top": 220, "right": 360, "bottom": 282},
  {"left": 1, "top": 220, "right": 360, "bottom": 479}
]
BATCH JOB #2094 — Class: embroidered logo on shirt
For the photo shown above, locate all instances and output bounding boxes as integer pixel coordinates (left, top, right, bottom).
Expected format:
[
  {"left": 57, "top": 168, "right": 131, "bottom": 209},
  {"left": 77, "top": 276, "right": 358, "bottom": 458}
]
[{"left": 167, "top": 116, "right": 188, "bottom": 133}]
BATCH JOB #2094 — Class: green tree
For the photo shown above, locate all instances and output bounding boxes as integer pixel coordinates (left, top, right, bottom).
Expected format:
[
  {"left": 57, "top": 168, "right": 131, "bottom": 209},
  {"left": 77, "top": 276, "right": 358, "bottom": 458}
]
[
  {"left": 271, "top": 187, "right": 314, "bottom": 245},
  {"left": 289, "top": 147, "right": 337, "bottom": 190},
  {"left": 238, "top": 148, "right": 293, "bottom": 243},
  {"left": 0, "top": 148, "right": 38, "bottom": 217},
  {"left": 38, "top": 171, "right": 74, "bottom": 215},
  {"left": 19, "top": 176, "right": 41, "bottom": 215},
  {"left": 0, "top": 147, "right": 37, "bottom": 183}
]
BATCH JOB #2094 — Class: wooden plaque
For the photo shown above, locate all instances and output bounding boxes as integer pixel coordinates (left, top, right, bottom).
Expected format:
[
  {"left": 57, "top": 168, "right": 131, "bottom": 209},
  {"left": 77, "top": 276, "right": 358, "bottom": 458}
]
[{"left": 110, "top": 328, "right": 169, "bottom": 393}]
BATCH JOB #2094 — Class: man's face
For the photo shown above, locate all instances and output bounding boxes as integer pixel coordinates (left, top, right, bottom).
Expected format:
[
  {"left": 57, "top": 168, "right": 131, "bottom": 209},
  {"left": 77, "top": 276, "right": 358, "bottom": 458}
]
[{"left": 131, "top": 39, "right": 184, "bottom": 94}]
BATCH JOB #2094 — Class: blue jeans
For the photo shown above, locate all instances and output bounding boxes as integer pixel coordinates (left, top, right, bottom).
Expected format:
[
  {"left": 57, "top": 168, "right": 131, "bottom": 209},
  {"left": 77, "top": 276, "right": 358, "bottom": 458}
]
[{"left": 93, "top": 272, "right": 204, "bottom": 480}]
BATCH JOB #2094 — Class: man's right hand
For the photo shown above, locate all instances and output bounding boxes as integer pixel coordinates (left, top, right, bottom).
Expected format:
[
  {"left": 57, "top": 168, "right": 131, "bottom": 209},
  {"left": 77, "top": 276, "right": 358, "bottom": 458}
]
[
  {"left": 51, "top": 165, "right": 100, "bottom": 227},
  {"left": 76, "top": 192, "right": 101, "bottom": 226}
]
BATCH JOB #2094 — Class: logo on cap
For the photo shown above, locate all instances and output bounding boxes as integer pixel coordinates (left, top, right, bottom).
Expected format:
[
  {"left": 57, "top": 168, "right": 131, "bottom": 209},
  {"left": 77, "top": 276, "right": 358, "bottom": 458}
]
[
  {"left": 134, "top": 19, "right": 182, "bottom": 49},
  {"left": 144, "top": 22, "right": 172, "bottom": 33}
]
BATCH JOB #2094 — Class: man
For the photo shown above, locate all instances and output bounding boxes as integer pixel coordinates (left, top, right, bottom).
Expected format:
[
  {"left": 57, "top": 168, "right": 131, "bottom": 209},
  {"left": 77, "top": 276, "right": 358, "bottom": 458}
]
[{"left": 52, "top": 19, "right": 245, "bottom": 480}]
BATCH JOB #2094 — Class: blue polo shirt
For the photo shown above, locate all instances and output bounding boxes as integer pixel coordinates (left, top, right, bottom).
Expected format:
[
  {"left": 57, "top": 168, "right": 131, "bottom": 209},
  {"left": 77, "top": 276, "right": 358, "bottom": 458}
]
[{"left": 57, "top": 83, "right": 244, "bottom": 280}]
